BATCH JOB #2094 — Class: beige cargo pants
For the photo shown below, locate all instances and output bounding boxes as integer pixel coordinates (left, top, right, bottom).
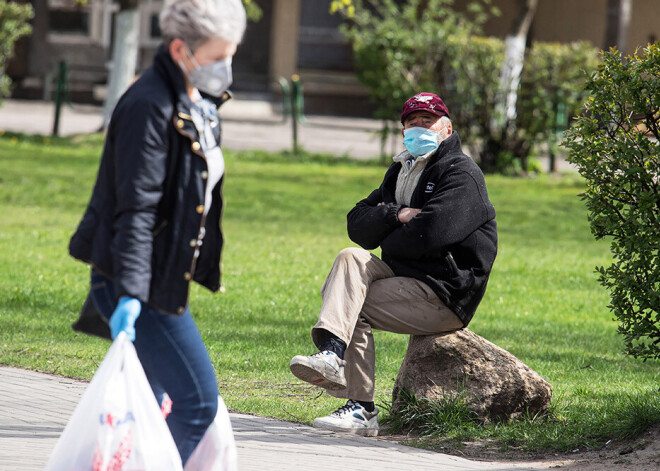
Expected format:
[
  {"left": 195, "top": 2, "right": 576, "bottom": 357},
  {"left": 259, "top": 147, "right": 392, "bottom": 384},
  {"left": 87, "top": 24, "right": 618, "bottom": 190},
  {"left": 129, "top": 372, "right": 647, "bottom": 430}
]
[{"left": 311, "top": 247, "right": 463, "bottom": 402}]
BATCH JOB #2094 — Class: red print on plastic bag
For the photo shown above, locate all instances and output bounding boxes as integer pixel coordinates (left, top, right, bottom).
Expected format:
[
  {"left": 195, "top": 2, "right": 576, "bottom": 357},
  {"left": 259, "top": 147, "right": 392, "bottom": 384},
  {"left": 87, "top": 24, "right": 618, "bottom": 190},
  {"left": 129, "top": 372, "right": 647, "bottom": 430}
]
[
  {"left": 93, "top": 429, "right": 133, "bottom": 471},
  {"left": 45, "top": 333, "right": 182, "bottom": 471}
]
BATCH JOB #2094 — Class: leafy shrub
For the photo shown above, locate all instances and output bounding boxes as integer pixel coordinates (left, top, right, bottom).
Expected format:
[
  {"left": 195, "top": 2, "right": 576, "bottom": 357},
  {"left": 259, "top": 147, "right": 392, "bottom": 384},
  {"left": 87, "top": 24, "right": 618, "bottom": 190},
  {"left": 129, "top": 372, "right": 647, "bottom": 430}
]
[
  {"left": 332, "top": 0, "right": 494, "bottom": 121},
  {"left": 331, "top": 0, "right": 599, "bottom": 174},
  {"left": 0, "top": 1, "right": 34, "bottom": 100},
  {"left": 441, "top": 35, "right": 503, "bottom": 159},
  {"left": 448, "top": 38, "right": 599, "bottom": 174},
  {"left": 564, "top": 44, "right": 660, "bottom": 360},
  {"left": 513, "top": 41, "right": 601, "bottom": 171},
  {"left": 242, "top": 0, "right": 263, "bottom": 22}
]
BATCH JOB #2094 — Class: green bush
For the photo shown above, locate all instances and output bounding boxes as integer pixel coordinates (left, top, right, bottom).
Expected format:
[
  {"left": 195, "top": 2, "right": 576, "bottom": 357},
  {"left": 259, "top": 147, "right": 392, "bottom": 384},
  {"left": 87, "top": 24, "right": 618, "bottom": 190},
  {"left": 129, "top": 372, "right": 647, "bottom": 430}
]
[
  {"left": 445, "top": 38, "right": 599, "bottom": 174},
  {"left": 331, "top": 0, "right": 599, "bottom": 174},
  {"left": 0, "top": 1, "right": 34, "bottom": 99},
  {"left": 514, "top": 41, "right": 601, "bottom": 171},
  {"left": 564, "top": 44, "right": 660, "bottom": 360},
  {"left": 441, "top": 35, "right": 503, "bottom": 157},
  {"left": 331, "top": 0, "right": 494, "bottom": 121},
  {"left": 242, "top": 0, "right": 263, "bottom": 22}
]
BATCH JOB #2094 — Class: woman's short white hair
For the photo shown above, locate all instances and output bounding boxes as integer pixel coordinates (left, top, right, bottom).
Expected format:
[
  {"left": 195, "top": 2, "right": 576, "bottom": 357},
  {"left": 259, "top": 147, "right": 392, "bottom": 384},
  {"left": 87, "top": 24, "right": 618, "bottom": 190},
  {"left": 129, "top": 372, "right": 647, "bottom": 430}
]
[{"left": 160, "top": 0, "right": 246, "bottom": 50}]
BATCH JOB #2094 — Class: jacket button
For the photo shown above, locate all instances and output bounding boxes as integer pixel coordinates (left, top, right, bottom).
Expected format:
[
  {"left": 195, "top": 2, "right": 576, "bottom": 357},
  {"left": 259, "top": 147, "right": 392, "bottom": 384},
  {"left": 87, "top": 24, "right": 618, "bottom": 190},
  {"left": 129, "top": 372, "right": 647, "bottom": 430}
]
[
  {"left": 192, "top": 142, "right": 201, "bottom": 151},
  {"left": 176, "top": 119, "right": 184, "bottom": 129},
  {"left": 195, "top": 205, "right": 204, "bottom": 214},
  {"left": 177, "top": 306, "right": 185, "bottom": 315},
  {"left": 201, "top": 171, "right": 208, "bottom": 179},
  {"left": 184, "top": 272, "right": 192, "bottom": 281},
  {"left": 189, "top": 239, "right": 197, "bottom": 247}
]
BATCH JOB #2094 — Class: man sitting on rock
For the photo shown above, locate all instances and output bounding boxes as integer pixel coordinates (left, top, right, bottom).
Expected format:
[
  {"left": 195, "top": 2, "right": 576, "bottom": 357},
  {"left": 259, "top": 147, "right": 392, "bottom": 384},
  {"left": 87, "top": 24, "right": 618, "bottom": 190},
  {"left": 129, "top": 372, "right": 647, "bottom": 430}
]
[{"left": 289, "top": 92, "right": 498, "bottom": 437}]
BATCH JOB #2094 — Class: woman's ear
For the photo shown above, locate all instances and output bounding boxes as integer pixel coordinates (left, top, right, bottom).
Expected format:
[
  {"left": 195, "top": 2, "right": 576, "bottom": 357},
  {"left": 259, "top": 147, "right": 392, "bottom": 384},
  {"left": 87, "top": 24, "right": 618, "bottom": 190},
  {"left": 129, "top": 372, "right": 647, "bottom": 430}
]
[{"left": 169, "top": 38, "right": 186, "bottom": 64}]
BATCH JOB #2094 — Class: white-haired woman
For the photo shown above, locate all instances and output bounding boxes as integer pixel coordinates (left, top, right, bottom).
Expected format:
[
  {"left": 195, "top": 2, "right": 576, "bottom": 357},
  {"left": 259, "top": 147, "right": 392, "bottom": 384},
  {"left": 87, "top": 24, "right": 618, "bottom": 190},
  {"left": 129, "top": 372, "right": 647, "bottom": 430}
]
[{"left": 69, "top": 0, "right": 246, "bottom": 463}]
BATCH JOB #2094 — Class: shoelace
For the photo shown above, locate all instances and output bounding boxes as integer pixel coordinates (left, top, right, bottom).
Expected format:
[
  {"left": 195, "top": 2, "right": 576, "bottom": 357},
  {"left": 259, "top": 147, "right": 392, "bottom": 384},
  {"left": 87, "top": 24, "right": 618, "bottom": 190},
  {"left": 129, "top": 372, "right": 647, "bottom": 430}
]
[
  {"left": 311, "top": 350, "right": 338, "bottom": 361},
  {"left": 311, "top": 350, "right": 345, "bottom": 369},
  {"left": 331, "top": 400, "right": 360, "bottom": 417}
]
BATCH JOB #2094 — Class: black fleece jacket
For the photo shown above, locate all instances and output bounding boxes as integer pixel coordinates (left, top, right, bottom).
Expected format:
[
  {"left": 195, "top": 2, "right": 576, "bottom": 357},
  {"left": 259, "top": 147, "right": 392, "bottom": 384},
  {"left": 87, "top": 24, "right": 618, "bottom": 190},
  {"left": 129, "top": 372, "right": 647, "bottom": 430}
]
[{"left": 347, "top": 132, "right": 497, "bottom": 326}]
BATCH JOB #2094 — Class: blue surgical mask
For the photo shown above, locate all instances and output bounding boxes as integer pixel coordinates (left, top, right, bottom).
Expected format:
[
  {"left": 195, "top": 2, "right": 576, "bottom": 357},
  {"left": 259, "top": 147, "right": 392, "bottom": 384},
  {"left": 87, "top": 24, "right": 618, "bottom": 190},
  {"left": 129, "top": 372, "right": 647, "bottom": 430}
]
[
  {"left": 403, "top": 127, "right": 439, "bottom": 157},
  {"left": 180, "top": 46, "right": 233, "bottom": 97}
]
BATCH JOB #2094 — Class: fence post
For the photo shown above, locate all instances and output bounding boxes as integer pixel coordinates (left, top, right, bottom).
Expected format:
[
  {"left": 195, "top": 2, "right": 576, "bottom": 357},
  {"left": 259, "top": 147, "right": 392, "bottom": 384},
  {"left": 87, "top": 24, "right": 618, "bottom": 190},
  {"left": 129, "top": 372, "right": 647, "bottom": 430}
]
[
  {"left": 277, "top": 76, "right": 291, "bottom": 122},
  {"left": 52, "top": 61, "right": 67, "bottom": 137},
  {"left": 549, "top": 100, "right": 567, "bottom": 173},
  {"left": 290, "top": 74, "right": 303, "bottom": 154}
]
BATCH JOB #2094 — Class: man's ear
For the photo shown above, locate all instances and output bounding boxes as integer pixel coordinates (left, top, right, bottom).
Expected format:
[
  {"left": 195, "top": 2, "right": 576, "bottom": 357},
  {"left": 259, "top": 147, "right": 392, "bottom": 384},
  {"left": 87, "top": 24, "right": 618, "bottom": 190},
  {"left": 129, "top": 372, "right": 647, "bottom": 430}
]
[{"left": 169, "top": 38, "right": 186, "bottom": 64}]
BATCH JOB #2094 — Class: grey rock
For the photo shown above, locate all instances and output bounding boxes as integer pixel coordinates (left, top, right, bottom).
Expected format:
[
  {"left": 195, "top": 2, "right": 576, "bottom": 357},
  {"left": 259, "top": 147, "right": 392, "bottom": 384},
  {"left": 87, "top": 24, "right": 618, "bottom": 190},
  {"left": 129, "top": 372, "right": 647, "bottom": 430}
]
[{"left": 392, "top": 329, "right": 552, "bottom": 422}]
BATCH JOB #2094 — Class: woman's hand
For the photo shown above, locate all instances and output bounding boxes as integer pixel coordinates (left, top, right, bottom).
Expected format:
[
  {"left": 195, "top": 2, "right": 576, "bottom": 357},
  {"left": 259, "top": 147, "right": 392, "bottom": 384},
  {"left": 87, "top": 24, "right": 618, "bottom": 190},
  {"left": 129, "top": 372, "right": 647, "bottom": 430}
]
[{"left": 110, "top": 297, "right": 142, "bottom": 341}]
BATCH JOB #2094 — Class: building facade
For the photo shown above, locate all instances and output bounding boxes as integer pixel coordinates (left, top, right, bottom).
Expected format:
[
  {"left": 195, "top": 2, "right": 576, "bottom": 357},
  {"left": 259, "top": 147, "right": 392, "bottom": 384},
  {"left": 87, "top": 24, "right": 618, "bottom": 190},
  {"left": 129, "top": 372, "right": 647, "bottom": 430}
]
[{"left": 9, "top": 0, "right": 660, "bottom": 116}]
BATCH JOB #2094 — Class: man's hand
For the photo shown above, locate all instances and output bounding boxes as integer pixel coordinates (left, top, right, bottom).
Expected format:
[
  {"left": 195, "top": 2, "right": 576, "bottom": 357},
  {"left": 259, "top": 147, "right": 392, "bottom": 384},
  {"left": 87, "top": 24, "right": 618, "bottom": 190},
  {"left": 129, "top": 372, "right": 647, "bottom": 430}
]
[
  {"left": 398, "top": 207, "right": 421, "bottom": 224},
  {"left": 109, "top": 297, "right": 141, "bottom": 341}
]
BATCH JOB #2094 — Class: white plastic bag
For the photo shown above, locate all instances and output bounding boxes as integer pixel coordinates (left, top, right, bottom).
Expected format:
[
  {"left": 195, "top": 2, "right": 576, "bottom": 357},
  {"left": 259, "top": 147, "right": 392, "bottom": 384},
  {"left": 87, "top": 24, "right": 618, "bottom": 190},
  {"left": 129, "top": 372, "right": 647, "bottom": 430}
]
[
  {"left": 45, "top": 333, "right": 183, "bottom": 471},
  {"left": 184, "top": 395, "right": 238, "bottom": 471}
]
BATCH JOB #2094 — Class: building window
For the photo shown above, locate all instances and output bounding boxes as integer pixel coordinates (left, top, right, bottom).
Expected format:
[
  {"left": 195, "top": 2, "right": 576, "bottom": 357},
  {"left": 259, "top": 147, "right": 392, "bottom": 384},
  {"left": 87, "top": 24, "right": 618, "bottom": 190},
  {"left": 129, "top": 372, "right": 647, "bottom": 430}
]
[
  {"left": 297, "top": 0, "right": 352, "bottom": 71},
  {"left": 49, "top": 9, "right": 90, "bottom": 35},
  {"left": 149, "top": 13, "right": 161, "bottom": 39}
]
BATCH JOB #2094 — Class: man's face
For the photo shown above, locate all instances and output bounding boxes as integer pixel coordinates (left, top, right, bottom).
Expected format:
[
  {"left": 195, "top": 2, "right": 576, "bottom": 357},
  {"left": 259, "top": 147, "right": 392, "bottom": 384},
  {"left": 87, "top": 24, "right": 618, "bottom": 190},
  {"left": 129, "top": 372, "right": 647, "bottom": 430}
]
[{"left": 402, "top": 111, "right": 451, "bottom": 139}]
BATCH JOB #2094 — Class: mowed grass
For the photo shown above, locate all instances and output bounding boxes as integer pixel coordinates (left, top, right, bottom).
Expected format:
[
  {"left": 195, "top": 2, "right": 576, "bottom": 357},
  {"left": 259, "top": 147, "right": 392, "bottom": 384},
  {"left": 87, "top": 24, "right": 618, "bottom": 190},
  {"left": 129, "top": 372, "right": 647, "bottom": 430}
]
[{"left": 0, "top": 132, "right": 658, "bottom": 454}]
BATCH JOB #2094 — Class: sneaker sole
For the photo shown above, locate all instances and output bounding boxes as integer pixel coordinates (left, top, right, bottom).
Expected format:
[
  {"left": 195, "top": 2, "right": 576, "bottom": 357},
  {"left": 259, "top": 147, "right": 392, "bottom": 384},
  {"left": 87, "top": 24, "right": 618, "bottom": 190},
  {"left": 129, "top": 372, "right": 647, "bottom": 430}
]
[
  {"left": 312, "top": 420, "right": 379, "bottom": 437},
  {"left": 289, "top": 361, "right": 347, "bottom": 391}
]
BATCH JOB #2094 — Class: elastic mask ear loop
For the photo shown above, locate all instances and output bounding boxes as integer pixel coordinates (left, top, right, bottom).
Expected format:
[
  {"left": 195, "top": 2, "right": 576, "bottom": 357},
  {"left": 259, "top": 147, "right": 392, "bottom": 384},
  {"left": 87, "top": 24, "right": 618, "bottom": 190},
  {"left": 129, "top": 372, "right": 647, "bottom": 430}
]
[
  {"left": 177, "top": 44, "right": 198, "bottom": 76},
  {"left": 185, "top": 45, "right": 202, "bottom": 70}
]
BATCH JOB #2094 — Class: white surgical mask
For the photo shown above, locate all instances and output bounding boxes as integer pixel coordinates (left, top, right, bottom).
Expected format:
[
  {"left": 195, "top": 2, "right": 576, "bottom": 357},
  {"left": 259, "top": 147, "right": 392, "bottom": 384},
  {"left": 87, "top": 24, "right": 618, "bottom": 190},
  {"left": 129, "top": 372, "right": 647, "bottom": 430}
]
[{"left": 179, "top": 45, "right": 233, "bottom": 97}]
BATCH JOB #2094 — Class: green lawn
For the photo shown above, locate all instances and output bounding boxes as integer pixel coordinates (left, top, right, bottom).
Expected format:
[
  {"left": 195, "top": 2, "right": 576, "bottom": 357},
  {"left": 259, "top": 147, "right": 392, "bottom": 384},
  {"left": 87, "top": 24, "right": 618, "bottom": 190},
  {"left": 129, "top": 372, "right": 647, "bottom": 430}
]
[{"left": 0, "top": 132, "right": 658, "bottom": 455}]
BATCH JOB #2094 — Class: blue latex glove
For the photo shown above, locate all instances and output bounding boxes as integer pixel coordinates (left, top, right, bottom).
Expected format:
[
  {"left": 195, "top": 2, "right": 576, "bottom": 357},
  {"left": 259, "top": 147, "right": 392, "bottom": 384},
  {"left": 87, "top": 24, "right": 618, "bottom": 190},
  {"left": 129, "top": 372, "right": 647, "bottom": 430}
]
[{"left": 109, "top": 297, "right": 142, "bottom": 341}]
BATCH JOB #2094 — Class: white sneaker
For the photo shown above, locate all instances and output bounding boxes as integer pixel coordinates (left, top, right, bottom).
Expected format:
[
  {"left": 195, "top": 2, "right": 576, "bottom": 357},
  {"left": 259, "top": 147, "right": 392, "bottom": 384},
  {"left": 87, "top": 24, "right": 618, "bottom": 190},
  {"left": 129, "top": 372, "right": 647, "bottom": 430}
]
[
  {"left": 289, "top": 350, "right": 347, "bottom": 390},
  {"left": 313, "top": 400, "right": 379, "bottom": 437}
]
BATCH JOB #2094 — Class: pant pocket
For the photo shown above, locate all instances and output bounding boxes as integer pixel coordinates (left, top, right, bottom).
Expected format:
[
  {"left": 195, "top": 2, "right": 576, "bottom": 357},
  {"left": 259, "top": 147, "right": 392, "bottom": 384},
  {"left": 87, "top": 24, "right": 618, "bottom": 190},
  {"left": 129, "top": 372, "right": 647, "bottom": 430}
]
[{"left": 90, "top": 270, "right": 116, "bottom": 319}]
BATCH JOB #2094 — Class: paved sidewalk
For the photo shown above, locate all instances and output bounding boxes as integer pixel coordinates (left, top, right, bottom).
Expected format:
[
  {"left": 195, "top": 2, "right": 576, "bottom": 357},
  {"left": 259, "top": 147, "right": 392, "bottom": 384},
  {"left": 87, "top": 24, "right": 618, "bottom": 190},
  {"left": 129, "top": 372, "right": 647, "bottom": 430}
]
[
  {"left": 0, "top": 98, "right": 396, "bottom": 161},
  {"left": 0, "top": 366, "right": 541, "bottom": 471}
]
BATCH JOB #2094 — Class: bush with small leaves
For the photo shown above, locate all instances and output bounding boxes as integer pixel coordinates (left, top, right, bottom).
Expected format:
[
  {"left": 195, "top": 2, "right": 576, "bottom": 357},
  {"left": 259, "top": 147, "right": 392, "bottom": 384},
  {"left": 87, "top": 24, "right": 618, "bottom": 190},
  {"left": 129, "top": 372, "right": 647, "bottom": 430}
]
[
  {"left": 564, "top": 44, "right": 660, "bottom": 360},
  {"left": 0, "top": 2, "right": 34, "bottom": 100},
  {"left": 331, "top": 0, "right": 599, "bottom": 174}
]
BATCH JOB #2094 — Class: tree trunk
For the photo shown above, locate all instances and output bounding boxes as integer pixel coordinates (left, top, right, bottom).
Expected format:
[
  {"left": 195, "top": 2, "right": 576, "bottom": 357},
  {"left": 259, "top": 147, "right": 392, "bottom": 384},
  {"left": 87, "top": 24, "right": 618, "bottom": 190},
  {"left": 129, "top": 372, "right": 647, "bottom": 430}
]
[
  {"left": 493, "top": 0, "right": 537, "bottom": 134},
  {"left": 604, "top": 0, "right": 632, "bottom": 53},
  {"left": 102, "top": 0, "right": 140, "bottom": 128}
]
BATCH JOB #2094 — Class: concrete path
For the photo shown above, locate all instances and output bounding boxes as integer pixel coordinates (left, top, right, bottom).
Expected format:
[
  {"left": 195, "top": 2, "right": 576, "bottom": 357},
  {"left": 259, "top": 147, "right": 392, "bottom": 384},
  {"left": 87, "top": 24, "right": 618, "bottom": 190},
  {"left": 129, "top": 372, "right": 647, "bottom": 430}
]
[
  {"left": 0, "top": 98, "right": 396, "bottom": 161},
  {"left": 0, "top": 366, "right": 541, "bottom": 471}
]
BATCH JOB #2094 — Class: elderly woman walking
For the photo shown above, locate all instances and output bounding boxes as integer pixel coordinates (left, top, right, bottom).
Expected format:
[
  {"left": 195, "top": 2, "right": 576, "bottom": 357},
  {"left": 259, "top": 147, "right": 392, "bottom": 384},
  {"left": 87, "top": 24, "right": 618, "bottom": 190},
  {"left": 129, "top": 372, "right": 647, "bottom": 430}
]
[{"left": 68, "top": 0, "right": 246, "bottom": 464}]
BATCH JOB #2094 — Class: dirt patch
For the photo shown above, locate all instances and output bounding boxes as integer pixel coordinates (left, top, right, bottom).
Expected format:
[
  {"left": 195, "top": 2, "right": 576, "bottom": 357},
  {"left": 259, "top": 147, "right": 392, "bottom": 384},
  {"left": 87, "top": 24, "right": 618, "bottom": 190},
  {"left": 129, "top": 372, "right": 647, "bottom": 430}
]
[{"left": 378, "top": 424, "right": 660, "bottom": 470}]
